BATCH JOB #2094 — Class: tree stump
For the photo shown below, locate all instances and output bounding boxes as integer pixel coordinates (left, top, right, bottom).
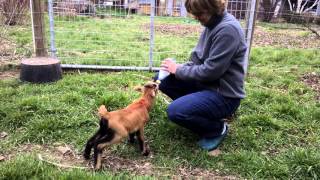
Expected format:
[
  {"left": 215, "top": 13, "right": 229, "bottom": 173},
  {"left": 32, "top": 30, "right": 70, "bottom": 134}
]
[{"left": 20, "top": 57, "right": 62, "bottom": 83}]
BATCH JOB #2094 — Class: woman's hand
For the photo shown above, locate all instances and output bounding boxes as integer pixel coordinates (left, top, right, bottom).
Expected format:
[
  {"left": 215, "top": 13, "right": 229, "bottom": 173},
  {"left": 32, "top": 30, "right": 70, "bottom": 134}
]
[{"left": 160, "top": 58, "right": 181, "bottom": 74}]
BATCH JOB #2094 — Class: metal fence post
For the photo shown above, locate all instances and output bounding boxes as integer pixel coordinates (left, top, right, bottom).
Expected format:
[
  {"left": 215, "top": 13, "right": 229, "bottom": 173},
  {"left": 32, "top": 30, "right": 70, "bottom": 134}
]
[
  {"left": 48, "top": 0, "right": 57, "bottom": 58},
  {"left": 149, "top": 0, "right": 155, "bottom": 71},
  {"left": 244, "top": 0, "right": 258, "bottom": 74},
  {"left": 316, "top": 0, "right": 320, "bottom": 16},
  {"left": 30, "top": 0, "right": 36, "bottom": 53}
]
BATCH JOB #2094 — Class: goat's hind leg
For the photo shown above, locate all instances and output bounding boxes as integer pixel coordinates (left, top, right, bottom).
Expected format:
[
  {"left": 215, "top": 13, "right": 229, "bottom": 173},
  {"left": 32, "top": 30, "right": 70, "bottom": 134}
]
[
  {"left": 93, "top": 131, "right": 124, "bottom": 170},
  {"left": 84, "top": 130, "right": 102, "bottom": 160},
  {"left": 84, "top": 118, "right": 109, "bottom": 160}
]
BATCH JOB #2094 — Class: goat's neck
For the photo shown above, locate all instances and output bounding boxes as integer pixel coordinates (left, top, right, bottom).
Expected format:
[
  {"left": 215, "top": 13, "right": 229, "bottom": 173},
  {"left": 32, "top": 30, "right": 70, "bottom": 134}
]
[{"left": 141, "top": 93, "right": 154, "bottom": 111}]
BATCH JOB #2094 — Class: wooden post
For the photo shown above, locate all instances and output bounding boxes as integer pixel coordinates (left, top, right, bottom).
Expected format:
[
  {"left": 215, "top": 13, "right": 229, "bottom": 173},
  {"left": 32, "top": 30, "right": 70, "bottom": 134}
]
[
  {"left": 20, "top": 0, "right": 62, "bottom": 83},
  {"left": 31, "top": 0, "right": 47, "bottom": 57}
]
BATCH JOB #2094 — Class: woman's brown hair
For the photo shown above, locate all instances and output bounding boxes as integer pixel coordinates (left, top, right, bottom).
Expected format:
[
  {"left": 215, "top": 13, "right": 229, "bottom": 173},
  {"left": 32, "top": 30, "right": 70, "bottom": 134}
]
[{"left": 185, "top": 0, "right": 225, "bottom": 17}]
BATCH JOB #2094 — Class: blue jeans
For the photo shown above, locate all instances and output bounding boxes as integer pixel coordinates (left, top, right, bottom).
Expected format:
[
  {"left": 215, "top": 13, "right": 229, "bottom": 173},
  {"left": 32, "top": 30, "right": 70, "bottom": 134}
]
[{"left": 156, "top": 74, "right": 240, "bottom": 138}]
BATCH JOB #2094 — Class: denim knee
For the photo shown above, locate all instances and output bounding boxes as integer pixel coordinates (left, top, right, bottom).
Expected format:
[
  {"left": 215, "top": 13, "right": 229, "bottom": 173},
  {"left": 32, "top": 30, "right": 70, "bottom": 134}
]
[
  {"left": 166, "top": 104, "right": 175, "bottom": 122},
  {"left": 166, "top": 102, "right": 184, "bottom": 123}
]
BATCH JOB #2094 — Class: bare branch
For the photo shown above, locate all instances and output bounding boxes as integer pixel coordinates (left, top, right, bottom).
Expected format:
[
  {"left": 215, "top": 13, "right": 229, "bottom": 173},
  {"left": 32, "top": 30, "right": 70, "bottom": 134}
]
[
  {"left": 296, "top": 0, "right": 303, "bottom": 13},
  {"left": 303, "top": 0, "right": 320, "bottom": 13},
  {"left": 300, "top": 0, "right": 310, "bottom": 13},
  {"left": 303, "top": 23, "right": 320, "bottom": 39},
  {"left": 287, "top": 0, "right": 293, "bottom": 11}
]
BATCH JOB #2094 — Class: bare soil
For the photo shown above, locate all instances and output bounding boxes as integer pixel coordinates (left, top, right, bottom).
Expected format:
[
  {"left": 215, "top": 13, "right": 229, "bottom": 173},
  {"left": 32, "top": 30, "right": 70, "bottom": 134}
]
[
  {"left": 143, "top": 23, "right": 320, "bottom": 49},
  {"left": 0, "top": 70, "right": 19, "bottom": 80},
  {"left": 253, "top": 26, "right": 320, "bottom": 49},
  {"left": 302, "top": 72, "right": 320, "bottom": 101},
  {"left": 142, "top": 23, "right": 202, "bottom": 37},
  {"left": 1, "top": 143, "right": 239, "bottom": 179}
]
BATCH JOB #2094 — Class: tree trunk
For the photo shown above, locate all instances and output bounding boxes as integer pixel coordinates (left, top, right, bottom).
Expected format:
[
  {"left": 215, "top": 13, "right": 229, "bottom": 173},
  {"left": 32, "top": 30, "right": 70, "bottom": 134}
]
[
  {"left": 272, "top": 0, "right": 283, "bottom": 19},
  {"left": 261, "top": 0, "right": 273, "bottom": 21},
  {"left": 296, "top": 0, "right": 303, "bottom": 13}
]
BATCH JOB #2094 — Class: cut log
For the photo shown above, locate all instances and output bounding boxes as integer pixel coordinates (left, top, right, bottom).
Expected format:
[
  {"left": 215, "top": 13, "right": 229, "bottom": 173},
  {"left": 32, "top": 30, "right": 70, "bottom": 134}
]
[{"left": 20, "top": 57, "right": 62, "bottom": 83}]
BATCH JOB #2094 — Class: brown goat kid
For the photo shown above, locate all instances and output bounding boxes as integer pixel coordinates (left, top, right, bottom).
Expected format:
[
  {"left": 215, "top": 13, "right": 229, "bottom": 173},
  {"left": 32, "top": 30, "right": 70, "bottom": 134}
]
[{"left": 83, "top": 82, "right": 159, "bottom": 170}]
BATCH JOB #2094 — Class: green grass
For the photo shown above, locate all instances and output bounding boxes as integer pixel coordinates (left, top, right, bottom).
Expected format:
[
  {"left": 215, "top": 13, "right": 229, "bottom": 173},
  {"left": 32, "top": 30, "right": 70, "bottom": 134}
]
[
  {"left": 1, "top": 15, "right": 320, "bottom": 179},
  {"left": 1, "top": 50, "right": 319, "bottom": 178},
  {"left": 0, "top": 155, "right": 153, "bottom": 179},
  {"left": 52, "top": 15, "right": 199, "bottom": 66}
]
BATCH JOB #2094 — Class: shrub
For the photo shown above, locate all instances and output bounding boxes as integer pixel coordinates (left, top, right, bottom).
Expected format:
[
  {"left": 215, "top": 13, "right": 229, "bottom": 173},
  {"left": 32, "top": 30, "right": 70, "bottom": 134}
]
[
  {"left": 282, "top": 11, "right": 318, "bottom": 25},
  {"left": 0, "top": 0, "right": 29, "bottom": 26}
]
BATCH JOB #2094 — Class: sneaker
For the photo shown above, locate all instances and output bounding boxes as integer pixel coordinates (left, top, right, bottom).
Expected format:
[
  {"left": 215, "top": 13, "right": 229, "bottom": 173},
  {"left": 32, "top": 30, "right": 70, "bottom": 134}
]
[{"left": 197, "top": 123, "right": 228, "bottom": 151}]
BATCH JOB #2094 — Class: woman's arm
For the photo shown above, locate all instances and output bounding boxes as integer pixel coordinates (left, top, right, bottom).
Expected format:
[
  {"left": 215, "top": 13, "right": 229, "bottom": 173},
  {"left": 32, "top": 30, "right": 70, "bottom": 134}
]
[{"left": 175, "top": 25, "right": 240, "bottom": 82}]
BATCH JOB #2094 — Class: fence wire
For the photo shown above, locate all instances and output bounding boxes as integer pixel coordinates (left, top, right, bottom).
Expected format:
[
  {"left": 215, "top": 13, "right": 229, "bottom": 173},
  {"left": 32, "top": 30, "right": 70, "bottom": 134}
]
[
  {"left": 48, "top": 0, "right": 256, "bottom": 70},
  {"left": 0, "top": 0, "right": 319, "bottom": 71}
]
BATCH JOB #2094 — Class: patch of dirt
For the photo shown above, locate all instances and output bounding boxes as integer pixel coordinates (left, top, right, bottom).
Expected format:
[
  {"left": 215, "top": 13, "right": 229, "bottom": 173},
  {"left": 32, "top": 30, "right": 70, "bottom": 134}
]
[
  {"left": 100, "top": 154, "right": 154, "bottom": 175},
  {"left": 100, "top": 152, "right": 238, "bottom": 179},
  {"left": 2, "top": 144, "right": 86, "bottom": 168},
  {"left": 302, "top": 72, "right": 320, "bottom": 101},
  {"left": 173, "top": 167, "right": 238, "bottom": 180},
  {"left": 142, "top": 24, "right": 203, "bottom": 37},
  {"left": 253, "top": 26, "right": 320, "bottom": 49},
  {"left": 142, "top": 23, "right": 319, "bottom": 48},
  {"left": 1, "top": 143, "right": 240, "bottom": 179},
  {"left": 0, "top": 70, "right": 19, "bottom": 80}
]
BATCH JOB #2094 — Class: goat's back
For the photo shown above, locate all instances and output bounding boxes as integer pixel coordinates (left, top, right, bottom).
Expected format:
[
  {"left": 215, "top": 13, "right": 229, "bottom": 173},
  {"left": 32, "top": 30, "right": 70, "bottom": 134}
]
[{"left": 106, "top": 103, "right": 149, "bottom": 133}]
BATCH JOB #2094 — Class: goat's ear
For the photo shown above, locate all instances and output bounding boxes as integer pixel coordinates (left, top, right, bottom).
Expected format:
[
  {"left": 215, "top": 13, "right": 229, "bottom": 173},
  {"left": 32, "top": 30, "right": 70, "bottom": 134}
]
[
  {"left": 133, "top": 86, "right": 143, "bottom": 92},
  {"left": 150, "top": 90, "right": 156, "bottom": 97}
]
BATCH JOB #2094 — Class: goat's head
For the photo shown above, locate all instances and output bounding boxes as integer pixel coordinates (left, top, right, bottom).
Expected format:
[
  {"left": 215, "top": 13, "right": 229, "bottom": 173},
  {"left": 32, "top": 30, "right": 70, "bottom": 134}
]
[{"left": 134, "top": 81, "right": 159, "bottom": 98}]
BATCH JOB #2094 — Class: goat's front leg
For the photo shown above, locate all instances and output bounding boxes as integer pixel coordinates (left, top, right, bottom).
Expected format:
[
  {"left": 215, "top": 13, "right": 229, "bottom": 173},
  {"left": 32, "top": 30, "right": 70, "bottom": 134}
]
[
  {"left": 128, "top": 132, "right": 136, "bottom": 144},
  {"left": 136, "top": 127, "right": 150, "bottom": 156}
]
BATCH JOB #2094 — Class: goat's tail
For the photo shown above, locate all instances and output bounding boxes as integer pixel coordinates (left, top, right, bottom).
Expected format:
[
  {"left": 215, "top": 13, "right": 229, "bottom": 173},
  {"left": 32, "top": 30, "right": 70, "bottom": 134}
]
[
  {"left": 99, "top": 117, "right": 109, "bottom": 132},
  {"left": 98, "top": 105, "right": 112, "bottom": 133},
  {"left": 98, "top": 105, "right": 109, "bottom": 117}
]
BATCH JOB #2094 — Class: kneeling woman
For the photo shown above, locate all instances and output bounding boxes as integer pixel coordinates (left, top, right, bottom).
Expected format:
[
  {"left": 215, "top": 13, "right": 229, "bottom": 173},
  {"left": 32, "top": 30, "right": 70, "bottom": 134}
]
[{"left": 156, "top": 0, "right": 247, "bottom": 151}]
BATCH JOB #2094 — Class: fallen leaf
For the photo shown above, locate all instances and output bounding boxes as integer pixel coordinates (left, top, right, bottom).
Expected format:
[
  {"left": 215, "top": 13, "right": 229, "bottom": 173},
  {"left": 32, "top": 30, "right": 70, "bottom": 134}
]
[
  {"left": 208, "top": 149, "right": 222, "bottom": 157},
  {"left": 0, "top": 132, "right": 8, "bottom": 139},
  {"left": 0, "top": 155, "right": 5, "bottom": 161}
]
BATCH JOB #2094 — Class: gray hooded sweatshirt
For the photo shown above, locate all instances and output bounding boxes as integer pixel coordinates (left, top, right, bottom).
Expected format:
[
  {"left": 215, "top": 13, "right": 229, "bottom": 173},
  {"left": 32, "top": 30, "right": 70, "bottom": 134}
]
[{"left": 175, "top": 11, "right": 247, "bottom": 99}]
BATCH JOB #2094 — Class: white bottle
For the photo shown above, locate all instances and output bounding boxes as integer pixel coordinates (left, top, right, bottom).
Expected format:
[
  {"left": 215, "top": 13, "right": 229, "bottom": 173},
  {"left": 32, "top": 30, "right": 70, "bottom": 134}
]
[
  {"left": 158, "top": 69, "right": 170, "bottom": 81},
  {"left": 157, "top": 59, "right": 176, "bottom": 82}
]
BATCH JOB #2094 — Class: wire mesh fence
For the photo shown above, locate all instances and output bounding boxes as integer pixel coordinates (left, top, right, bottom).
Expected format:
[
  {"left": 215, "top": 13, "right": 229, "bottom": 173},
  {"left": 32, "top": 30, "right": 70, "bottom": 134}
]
[
  {"left": 0, "top": 0, "right": 319, "bottom": 71},
  {"left": 48, "top": 0, "right": 257, "bottom": 70}
]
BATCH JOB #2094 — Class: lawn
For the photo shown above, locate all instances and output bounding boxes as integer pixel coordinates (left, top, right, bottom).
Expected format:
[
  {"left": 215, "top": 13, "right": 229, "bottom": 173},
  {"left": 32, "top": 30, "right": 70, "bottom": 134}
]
[{"left": 0, "top": 14, "right": 320, "bottom": 179}]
